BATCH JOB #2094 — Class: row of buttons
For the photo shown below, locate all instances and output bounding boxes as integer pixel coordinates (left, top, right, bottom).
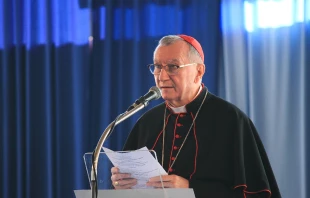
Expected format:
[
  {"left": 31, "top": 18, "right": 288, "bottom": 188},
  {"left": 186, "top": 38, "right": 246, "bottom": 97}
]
[{"left": 169, "top": 113, "right": 187, "bottom": 173}]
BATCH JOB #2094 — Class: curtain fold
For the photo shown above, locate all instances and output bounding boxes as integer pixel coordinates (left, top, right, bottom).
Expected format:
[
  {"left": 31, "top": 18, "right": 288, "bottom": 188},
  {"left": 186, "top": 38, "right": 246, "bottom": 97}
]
[{"left": 220, "top": 1, "right": 310, "bottom": 198}]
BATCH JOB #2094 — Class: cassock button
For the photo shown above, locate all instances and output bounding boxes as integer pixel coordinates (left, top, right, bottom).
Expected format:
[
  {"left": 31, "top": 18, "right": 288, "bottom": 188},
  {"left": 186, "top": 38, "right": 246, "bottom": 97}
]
[
  {"left": 171, "top": 157, "right": 175, "bottom": 160},
  {"left": 176, "top": 123, "right": 183, "bottom": 127},
  {"left": 173, "top": 146, "right": 178, "bottom": 150},
  {"left": 175, "top": 134, "right": 181, "bottom": 138},
  {"left": 169, "top": 168, "right": 174, "bottom": 172},
  {"left": 179, "top": 114, "right": 185, "bottom": 117}
]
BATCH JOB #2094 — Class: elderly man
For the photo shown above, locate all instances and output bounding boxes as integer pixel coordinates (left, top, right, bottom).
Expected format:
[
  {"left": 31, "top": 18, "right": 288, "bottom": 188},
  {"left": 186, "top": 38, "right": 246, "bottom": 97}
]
[{"left": 110, "top": 35, "right": 281, "bottom": 198}]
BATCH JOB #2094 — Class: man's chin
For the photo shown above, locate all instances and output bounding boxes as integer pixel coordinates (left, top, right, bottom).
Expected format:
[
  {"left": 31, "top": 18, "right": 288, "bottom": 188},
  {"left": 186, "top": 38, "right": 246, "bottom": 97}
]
[
  {"left": 161, "top": 94, "right": 175, "bottom": 101},
  {"left": 160, "top": 89, "right": 176, "bottom": 100}
]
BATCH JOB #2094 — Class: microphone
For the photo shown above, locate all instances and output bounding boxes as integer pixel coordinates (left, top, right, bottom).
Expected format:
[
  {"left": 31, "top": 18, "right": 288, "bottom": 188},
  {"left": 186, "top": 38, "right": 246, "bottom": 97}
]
[
  {"left": 127, "top": 86, "right": 161, "bottom": 111},
  {"left": 138, "top": 86, "right": 162, "bottom": 103}
]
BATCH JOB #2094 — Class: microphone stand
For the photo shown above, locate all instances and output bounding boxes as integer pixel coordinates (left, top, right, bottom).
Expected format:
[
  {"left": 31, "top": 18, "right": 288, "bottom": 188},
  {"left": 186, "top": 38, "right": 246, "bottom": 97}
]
[{"left": 91, "top": 102, "right": 148, "bottom": 198}]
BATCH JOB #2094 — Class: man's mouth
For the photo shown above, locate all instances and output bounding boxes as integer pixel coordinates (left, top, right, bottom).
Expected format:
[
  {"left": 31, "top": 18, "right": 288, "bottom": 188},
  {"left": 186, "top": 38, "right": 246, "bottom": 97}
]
[{"left": 160, "top": 86, "right": 174, "bottom": 89}]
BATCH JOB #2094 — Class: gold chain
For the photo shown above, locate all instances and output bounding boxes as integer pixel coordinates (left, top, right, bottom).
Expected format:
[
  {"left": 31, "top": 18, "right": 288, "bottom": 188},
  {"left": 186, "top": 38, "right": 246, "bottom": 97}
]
[{"left": 161, "top": 90, "right": 207, "bottom": 171}]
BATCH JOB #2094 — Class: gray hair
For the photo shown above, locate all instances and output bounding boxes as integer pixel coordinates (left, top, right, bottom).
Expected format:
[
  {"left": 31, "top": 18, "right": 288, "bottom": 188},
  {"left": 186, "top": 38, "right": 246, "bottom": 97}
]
[{"left": 155, "top": 35, "right": 203, "bottom": 63}]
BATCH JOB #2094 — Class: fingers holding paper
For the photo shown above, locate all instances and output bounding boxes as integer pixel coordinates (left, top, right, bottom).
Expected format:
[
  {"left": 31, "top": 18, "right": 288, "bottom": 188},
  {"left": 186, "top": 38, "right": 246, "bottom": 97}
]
[
  {"left": 111, "top": 167, "right": 137, "bottom": 189},
  {"left": 146, "top": 174, "right": 189, "bottom": 188}
]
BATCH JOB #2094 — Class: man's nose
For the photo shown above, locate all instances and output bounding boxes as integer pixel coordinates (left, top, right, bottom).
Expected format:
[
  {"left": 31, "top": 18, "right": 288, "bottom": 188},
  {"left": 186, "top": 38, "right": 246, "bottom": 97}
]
[{"left": 158, "top": 68, "right": 170, "bottom": 81}]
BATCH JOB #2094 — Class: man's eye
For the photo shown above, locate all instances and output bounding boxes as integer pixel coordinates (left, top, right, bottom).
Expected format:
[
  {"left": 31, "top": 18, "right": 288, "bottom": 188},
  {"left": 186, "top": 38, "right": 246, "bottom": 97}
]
[
  {"left": 154, "top": 65, "right": 162, "bottom": 69},
  {"left": 167, "top": 64, "right": 178, "bottom": 69}
]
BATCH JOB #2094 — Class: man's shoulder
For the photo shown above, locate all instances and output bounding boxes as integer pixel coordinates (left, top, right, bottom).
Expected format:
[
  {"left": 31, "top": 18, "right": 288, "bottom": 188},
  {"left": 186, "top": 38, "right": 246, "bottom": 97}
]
[{"left": 206, "top": 92, "right": 249, "bottom": 119}]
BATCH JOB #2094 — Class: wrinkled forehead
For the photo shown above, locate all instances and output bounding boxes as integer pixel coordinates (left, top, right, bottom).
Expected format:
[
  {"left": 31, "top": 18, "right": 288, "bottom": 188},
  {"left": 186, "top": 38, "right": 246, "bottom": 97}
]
[
  {"left": 153, "top": 58, "right": 180, "bottom": 65},
  {"left": 153, "top": 41, "right": 190, "bottom": 64}
]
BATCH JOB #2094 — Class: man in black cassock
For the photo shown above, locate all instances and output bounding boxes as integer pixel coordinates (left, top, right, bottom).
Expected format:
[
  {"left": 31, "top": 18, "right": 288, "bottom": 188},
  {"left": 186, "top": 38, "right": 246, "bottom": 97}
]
[{"left": 110, "top": 34, "right": 281, "bottom": 198}]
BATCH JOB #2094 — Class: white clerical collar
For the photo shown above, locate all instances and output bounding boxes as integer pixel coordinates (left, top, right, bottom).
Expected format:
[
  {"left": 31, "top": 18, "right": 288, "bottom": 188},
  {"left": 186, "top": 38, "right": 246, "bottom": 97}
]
[{"left": 168, "top": 85, "right": 202, "bottom": 113}]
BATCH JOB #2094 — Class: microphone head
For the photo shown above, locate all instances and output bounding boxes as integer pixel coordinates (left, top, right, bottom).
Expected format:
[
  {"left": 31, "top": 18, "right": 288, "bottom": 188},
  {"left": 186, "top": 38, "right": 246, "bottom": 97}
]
[{"left": 149, "top": 86, "right": 162, "bottom": 100}]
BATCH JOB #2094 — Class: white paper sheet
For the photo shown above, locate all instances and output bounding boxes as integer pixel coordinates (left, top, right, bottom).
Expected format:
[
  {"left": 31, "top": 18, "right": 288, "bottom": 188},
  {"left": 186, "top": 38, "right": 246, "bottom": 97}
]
[{"left": 102, "top": 147, "right": 167, "bottom": 189}]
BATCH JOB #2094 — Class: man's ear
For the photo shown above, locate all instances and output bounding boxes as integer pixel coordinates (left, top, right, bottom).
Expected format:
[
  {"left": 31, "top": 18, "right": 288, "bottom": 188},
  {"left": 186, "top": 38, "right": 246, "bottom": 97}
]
[{"left": 197, "top": 63, "right": 205, "bottom": 79}]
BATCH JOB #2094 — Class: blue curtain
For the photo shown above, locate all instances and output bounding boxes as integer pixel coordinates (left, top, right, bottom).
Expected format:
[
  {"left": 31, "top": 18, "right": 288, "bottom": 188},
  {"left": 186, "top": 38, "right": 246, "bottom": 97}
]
[
  {"left": 220, "top": 1, "right": 310, "bottom": 198},
  {"left": 0, "top": 0, "right": 222, "bottom": 198}
]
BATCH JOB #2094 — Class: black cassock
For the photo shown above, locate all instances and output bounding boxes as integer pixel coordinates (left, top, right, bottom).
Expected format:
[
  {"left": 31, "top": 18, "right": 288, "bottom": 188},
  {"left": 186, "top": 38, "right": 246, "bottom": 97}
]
[{"left": 124, "top": 86, "right": 281, "bottom": 198}]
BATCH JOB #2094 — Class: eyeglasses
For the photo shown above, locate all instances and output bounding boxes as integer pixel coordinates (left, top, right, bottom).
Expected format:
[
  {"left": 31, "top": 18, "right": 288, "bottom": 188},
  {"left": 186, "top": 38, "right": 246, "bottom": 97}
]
[{"left": 148, "top": 63, "right": 197, "bottom": 75}]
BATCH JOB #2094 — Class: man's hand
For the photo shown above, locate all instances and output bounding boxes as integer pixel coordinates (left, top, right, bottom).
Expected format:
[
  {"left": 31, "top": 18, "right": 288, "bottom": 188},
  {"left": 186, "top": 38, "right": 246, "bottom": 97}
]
[
  {"left": 111, "top": 167, "right": 137, "bottom": 189},
  {"left": 146, "top": 174, "right": 189, "bottom": 188}
]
